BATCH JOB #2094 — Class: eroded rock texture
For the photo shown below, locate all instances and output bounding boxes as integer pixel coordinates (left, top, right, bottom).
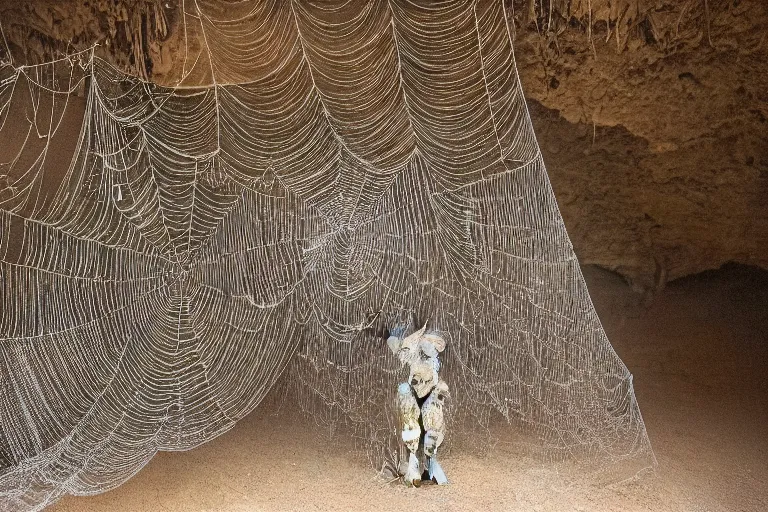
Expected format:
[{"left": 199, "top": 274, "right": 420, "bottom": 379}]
[
  {"left": 514, "top": 0, "right": 768, "bottom": 290},
  {"left": 0, "top": 0, "right": 766, "bottom": 290}
]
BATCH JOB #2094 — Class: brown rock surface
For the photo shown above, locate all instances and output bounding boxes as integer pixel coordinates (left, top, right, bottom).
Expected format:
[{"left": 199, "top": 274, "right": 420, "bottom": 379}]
[{"left": 515, "top": 0, "right": 768, "bottom": 289}]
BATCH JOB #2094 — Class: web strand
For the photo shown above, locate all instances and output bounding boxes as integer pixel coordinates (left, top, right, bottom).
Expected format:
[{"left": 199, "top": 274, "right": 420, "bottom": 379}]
[{"left": 0, "top": 2, "right": 655, "bottom": 511}]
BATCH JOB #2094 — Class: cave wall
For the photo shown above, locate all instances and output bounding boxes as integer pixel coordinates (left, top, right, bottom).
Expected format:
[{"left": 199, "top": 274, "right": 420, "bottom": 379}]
[
  {"left": 0, "top": 0, "right": 766, "bottom": 290},
  {"left": 513, "top": 0, "right": 768, "bottom": 290}
]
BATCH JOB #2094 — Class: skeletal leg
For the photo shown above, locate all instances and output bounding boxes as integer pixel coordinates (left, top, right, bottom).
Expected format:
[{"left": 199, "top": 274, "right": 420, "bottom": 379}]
[
  {"left": 404, "top": 452, "right": 422, "bottom": 487},
  {"left": 423, "top": 429, "right": 444, "bottom": 458},
  {"left": 397, "top": 382, "right": 423, "bottom": 486},
  {"left": 427, "top": 454, "right": 448, "bottom": 485},
  {"left": 423, "top": 431, "right": 447, "bottom": 485}
]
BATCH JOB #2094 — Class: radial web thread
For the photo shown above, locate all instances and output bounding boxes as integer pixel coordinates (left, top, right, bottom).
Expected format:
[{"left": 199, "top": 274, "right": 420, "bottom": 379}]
[{"left": 0, "top": 1, "right": 655, "bottom": 510}]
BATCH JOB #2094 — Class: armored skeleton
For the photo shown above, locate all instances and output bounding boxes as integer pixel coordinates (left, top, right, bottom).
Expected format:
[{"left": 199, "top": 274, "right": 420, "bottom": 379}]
[{"left": 389, "top": 325, "right": 449, "bottom": 486}]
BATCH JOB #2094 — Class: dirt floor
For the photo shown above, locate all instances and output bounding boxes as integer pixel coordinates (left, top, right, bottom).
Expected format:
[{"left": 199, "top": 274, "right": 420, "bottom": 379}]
[{"left": 48, "top": 264, "right": 768, "bottom": 512}]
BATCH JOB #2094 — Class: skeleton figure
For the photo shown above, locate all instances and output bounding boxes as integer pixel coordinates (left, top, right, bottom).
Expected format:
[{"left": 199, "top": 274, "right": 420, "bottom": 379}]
[{"left": 388, "top": 325, "right": 449, "bottom": 486}]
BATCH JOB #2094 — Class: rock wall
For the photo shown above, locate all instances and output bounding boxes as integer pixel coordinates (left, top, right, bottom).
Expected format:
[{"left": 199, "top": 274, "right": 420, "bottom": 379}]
[
  {"left": 512, "top": 0, "right": 768, "bottom": 290},
  {"left": 1, "top": 0, "right": 766, "bottom": 290}
]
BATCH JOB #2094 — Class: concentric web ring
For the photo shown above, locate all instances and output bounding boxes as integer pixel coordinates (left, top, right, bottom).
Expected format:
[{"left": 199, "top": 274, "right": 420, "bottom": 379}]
[{"left": 0, "top": 1, "right": 654, "bottom": 510}]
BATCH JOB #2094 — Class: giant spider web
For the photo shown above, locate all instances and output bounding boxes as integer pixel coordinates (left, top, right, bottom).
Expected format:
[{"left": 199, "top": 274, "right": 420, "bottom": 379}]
[{"left": 0, "top": 1, "right": 654, "bottom": 510}]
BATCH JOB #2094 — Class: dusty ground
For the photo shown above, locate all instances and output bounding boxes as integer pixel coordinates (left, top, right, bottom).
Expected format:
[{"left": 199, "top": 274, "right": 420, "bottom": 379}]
[{"left": 50, "top": 264, "right": 768, "bottom": 512}]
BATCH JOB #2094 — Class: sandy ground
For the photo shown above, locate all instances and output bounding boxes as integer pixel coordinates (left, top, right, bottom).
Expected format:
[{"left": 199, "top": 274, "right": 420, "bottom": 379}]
[{"left": 50, "top": 265, "right": 768, "bottom": 512}]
